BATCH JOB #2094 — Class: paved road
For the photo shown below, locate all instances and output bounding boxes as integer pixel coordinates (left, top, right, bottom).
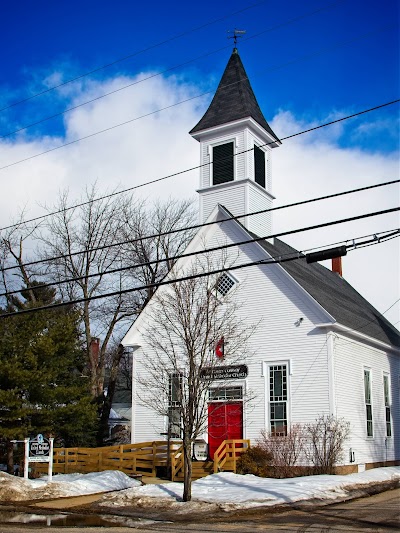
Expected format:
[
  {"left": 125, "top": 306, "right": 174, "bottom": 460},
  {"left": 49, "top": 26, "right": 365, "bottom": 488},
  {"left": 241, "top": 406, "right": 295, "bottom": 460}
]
[{"left": 0, "top": 488, "right": 399, "bottom": 532}]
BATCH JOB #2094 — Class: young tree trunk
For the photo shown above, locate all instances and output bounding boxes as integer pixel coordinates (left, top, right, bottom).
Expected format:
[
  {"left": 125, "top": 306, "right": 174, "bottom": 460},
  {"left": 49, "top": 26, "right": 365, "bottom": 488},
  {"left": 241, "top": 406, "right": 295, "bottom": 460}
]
[
  {"left": 6, "top": 440, "right": 14, "bottom": 475},
  {"left": 97, "top": 344, "right": 125, "bottom": 445},
  {"left": 182, "top": 436, "right": 193, "bottom": 502}
]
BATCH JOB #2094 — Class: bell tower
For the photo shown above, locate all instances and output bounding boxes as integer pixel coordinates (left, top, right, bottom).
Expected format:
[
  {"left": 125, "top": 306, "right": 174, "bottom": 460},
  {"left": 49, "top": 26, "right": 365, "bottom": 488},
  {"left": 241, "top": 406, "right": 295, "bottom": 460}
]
[{"left": 190, "top": 48, "right": 280, "bottom": 237}]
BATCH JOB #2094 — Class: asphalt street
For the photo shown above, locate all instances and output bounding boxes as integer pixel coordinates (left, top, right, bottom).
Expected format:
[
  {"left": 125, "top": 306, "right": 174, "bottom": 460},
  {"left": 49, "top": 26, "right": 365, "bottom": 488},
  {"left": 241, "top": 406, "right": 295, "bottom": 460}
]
[{"left": 0, "top": 487, "right": 399, "bottom": 532}]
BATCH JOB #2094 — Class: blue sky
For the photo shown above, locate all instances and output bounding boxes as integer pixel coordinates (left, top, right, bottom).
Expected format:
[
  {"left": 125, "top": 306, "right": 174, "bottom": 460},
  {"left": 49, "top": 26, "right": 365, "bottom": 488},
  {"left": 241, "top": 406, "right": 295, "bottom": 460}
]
[
  {"left": 1, "top": 0, "right": 398, "bottom": 150},
  {"left": 0, "top": 0, "right": 399, "bottom": 323}
]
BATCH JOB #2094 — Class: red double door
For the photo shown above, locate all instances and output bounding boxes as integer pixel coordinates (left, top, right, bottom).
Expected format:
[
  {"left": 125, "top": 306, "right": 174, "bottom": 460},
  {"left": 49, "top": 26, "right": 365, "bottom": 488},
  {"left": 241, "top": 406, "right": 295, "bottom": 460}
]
[{"left": 208, "top": 402, "right": 243, "bottom": 459}]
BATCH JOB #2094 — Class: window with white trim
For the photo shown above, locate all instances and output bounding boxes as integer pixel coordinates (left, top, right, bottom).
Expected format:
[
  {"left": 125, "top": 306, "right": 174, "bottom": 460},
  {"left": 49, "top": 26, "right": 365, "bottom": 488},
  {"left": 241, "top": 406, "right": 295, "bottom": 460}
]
[
  {"left": 364, "top": 369, "right": 373, "bottom": 437},
  {"left": 168, "top": 373, "right": 182, "bottom": 438},
  {"left": 212, "top": 142, "right": 234, "bottom": 185},
  {"left": 383, "top": 374, "right": 392, "bottom": 437},
  {"left": 269, "top": 364, "right": 288, "bottom": 436},
  {"left": 216, "top": 272, "right": 236, "bottom": 297}
]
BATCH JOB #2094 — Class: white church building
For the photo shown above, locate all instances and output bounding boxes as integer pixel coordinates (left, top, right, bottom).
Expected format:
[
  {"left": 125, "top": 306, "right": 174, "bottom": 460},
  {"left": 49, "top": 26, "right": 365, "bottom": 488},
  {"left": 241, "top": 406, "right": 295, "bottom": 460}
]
[{"left": 122, "top": 48, "right": 400, "bottom": 471}]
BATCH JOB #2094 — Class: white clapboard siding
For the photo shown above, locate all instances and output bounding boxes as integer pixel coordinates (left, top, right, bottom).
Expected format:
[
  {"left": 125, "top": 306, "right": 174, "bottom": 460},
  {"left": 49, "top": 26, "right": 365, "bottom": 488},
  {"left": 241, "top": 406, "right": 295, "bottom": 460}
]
[
  {"left": 200, "top": 141, "right": 210, "bottom": 188},
  {"left": 131, "top": 220, "right": 331, "bottom": 445},
  {"left": 200, "top": 182, "right": 246, "bottom": 223},
  {"left": 132, "top": 395, "right": 164, "bottom": 443},
  {"left": 247, "top": 184, "right": 273, "bottom": 237},
  {"left": 333, "top": 334, "right": 400, "bottom": 464}
]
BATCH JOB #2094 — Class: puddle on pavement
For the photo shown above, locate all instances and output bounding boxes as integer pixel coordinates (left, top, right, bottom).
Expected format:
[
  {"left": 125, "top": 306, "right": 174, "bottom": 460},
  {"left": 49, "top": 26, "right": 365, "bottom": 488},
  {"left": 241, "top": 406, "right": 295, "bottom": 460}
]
[{"left": 0, "top": 510, "right": 156, "bottom": 528}]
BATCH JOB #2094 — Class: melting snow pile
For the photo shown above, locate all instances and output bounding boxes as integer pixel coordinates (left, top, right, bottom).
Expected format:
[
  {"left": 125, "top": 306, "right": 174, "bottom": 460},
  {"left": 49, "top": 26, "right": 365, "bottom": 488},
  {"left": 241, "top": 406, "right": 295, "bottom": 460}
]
[
  {"left": 0, "top": 467, "right": 399, "bottom": 508},
  {"left": 103, "top": 467, "right": 400, "bottom": 510},
  {"left": 0, "top": 470, "right": 140, "bottom": 502}
]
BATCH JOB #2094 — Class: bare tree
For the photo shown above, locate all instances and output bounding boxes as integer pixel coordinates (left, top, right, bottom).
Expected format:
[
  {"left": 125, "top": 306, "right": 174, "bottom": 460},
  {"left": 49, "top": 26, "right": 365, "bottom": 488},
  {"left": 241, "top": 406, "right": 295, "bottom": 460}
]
[
  {"left": 40, "top": 187, "right": 196, "bottom": 442},
  {"left": 40, "top": 186, "right": 137, "bottom": 400},
  {"left": 258, "top": 424, "right": 306, "bottom": 478},
  {"left": 304, "top": 414, "right": 350, "bottom": 474},
  {"left": 120, "top": 198, "right": 196, "bottom": 307},
  {"left": 137, "top": 255, "right": 256, "bottom": 501},
  {"left": 0, "top": 216, "right": 42, "bottom": 309}
]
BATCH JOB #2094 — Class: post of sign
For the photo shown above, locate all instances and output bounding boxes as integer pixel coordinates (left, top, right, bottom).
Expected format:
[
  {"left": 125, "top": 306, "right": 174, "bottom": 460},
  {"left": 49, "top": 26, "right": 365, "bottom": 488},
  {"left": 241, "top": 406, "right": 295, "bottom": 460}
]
[
  {"left": 24, "top": 438, "right": 29, "bottom": 479},
  {"left": 48, "top": 438, "right": 54, "bottom": 482}
]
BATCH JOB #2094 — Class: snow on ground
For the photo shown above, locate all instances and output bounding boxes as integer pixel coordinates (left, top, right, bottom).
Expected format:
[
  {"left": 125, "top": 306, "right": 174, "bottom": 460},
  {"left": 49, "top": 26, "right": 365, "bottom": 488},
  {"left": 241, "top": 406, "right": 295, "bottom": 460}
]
[
  {"left": 102, "top": 467, "right": 400, "bottom": 510},
  {"left": 0, "top": 470, "right": 140, "bottom": 502},
  {"left": 0, "top": 467, "right": 399, "bottom": 509}
]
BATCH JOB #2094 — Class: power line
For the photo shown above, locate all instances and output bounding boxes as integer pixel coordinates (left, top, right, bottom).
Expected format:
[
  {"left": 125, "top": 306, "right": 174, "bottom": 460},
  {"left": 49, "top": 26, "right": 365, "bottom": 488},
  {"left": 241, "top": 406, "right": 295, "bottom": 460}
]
[
  {"left": 1, "top": 208, "right": 399, "bottom": 317},
  {"left": 381, "top": 298, "right": 400, "bottom": 316},
  {"left": 0, "top": 0, "right": 270, "bottom": 113},
  {"left": 1, "top": 179, "right": 399, "bottom": 273},
  {"left": 1, "top": 227, "right": 398, "bottom": 300},
  {"left": 1, "top": 0, "right": 348, "bottom": 139},
  {"left": 2, "top": 28, "right": 396, "bottom": 171},
  {"left": 1, "top": 100, "right": 398, "bottom": 231},
  {"left": 2, "top": 230, "right": 398, "bottom": 319},
  {"left": 348, "top": 231, "right": 400, "bottom": 250},
  {"left": 348, "top": 296, "right": 400, "bottom": 336}
]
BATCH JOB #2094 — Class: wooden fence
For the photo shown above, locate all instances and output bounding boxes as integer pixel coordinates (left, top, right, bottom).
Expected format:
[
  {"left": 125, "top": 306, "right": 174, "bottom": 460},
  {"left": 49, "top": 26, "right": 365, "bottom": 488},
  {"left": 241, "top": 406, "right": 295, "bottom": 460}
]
[
  {"left": 214, "top": 439, "right": 250, "bottom": 473},
  {"left": 33, "top": 439, "right": 250, "bottom": 479},
  {"left": 33, "top": 441, "right": 179, "bottom": 477}
]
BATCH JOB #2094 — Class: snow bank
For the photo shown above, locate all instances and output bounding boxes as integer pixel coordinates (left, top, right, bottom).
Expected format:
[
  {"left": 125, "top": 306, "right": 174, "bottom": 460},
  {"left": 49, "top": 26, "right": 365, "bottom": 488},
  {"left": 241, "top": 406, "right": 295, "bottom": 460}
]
[
  {"left": 1, "top": 467, "right": 399, "bottom": 508},
  {"left": 0, "top": 470, "right": 140, "bottom": 502},
  {"left": 102, "top": 467, "right": 400, "bottom": 509}
]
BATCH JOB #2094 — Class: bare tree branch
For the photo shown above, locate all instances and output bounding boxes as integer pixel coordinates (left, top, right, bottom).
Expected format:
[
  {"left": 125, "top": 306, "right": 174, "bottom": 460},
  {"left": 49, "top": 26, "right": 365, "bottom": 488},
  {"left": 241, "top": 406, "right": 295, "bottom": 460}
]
[{"left": 136, "top": 253, "right": 257, "bottom": 501}]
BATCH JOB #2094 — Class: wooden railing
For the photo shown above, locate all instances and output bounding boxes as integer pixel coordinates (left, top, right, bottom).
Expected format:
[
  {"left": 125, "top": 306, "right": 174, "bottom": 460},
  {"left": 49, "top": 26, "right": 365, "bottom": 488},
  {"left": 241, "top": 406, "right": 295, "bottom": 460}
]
[
  {"left": 213, "top": 439, "right": 250, "bottom": 473},
  {"left": 33, "top": 441, "right": 181, "bottom": 477},
  {"left": 170, "top": 443, "right": 184, "bottom": 481},
  {"left": 32, "top": 439, "right": 250, "bottom": 479}
]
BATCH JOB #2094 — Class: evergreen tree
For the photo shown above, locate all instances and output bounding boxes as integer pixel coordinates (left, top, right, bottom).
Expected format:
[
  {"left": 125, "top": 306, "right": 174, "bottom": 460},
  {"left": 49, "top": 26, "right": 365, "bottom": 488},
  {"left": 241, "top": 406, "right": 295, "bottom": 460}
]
[{"left": 0, "top": 282, "right": 97, "bottom": 473}]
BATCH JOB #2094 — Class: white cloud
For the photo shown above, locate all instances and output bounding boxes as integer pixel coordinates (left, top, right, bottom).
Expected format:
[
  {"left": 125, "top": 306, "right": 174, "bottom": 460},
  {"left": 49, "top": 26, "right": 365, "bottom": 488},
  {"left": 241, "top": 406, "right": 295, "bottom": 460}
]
[
  {"left": 0, "top": 72, "right": 203, "bottom": 223},
  {"left": 270, "top": 111, "right": 400, "bottom": 322},
  {"left": 0, "top": 75, "right": 398, "bottom": 324}
]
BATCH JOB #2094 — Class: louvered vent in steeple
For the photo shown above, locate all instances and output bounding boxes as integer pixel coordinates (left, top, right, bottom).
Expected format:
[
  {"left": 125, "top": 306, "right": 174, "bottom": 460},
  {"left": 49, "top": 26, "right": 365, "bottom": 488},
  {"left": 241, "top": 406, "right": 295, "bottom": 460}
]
[
  {"left": 254, "top": 145, "right": 266, "bottom": 188},
  {"left": 213, "top": 142, "right": 234, "bottom": 185}
]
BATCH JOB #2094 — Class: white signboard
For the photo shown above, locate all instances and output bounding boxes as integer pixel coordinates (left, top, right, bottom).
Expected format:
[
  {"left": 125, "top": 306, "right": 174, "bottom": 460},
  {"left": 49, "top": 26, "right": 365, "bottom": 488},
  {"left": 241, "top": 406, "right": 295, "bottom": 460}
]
[
  {"left": 24, "top": 435, "right": 54, "bottom": 480},
  {"left": 29, "top": 434, "right": 50, "bottom": 462}
]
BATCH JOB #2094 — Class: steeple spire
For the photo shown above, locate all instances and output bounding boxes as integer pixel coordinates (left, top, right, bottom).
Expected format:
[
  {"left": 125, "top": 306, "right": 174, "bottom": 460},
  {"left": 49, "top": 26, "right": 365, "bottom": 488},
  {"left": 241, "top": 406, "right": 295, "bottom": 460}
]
[{"left": 190, "top": 49, "right": 279, "bottom": 144}]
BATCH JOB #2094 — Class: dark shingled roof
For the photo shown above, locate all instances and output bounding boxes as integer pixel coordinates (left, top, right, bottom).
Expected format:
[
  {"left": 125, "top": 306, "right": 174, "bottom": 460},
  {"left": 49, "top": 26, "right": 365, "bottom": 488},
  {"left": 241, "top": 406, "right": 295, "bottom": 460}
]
[
  {"left": 255, "top": 236, "right": 400, "bottom": 348},
  {"left": 190, "top": 49, "right": 280, "bottom": 142}
]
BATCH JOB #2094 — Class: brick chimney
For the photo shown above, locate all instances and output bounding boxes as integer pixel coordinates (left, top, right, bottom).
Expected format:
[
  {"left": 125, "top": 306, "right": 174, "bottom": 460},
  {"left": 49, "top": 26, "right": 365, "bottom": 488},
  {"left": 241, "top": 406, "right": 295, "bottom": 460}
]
[
  {"left": 332, "top": 256, "right": 343, "bottom": 277},
  {"left": 90, "top": 337, "right": 100, "bottom": 365}
]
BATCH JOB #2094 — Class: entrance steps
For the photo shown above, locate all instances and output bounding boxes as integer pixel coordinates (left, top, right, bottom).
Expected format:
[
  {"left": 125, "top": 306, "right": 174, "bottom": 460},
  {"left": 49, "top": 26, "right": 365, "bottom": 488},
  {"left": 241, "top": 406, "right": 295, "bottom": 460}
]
[{"left": 174, "top": 460, "right": 214, "bottom": 481}]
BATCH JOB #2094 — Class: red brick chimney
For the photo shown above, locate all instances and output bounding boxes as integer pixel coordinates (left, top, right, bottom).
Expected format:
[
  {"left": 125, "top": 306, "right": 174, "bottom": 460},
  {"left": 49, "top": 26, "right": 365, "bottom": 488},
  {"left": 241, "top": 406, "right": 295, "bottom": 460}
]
[
  {"left": 332, "top": 256, "right": 343, "bottom": 277},
  {"left": 90, "top": 337, "right": 100, "bottom": 365}
]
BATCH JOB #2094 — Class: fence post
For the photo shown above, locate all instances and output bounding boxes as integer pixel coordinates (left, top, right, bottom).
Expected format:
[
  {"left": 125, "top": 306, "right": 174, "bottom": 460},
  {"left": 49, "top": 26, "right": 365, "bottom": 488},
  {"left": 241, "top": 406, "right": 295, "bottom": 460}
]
[
  {"left": 152, "top": 442, "right": 157, "bottom": 476},
  {"left": 98, "top": 450, "right": 103, "bottom": 472},
  {"left": 119, "top": 444, "right": 123, "bottom": 471}
]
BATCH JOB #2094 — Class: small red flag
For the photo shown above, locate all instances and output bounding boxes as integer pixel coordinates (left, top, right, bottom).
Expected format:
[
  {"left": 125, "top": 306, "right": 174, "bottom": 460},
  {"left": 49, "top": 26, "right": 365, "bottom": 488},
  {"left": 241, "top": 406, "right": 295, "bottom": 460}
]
[{"left": 215, "top": 337, "right": 224, "bottom": 359}]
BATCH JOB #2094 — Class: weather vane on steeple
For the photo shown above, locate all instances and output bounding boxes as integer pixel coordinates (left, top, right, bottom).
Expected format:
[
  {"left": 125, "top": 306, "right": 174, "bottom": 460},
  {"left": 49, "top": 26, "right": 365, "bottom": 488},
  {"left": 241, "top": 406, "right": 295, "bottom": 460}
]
[{"left": 228, "top": 29, "right": 246, "bottom": 49}]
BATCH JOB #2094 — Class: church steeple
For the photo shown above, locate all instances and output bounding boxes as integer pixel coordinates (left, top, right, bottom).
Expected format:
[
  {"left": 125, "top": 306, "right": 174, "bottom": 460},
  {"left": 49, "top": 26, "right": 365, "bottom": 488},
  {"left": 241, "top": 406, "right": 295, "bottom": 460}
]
[
  {"left": 190, "top": 49, "right": 279, "bottom": 144},
  {"left": 190, "top": 49, "right": 280, "bottom": 238}
]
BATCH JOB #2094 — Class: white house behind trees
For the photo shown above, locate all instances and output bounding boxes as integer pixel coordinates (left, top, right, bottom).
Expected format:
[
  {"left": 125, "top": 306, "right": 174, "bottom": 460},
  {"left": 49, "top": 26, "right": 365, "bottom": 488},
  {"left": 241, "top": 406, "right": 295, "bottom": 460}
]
[{"left": 122, "top": 47, "right": 400, "bottom": 471}]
